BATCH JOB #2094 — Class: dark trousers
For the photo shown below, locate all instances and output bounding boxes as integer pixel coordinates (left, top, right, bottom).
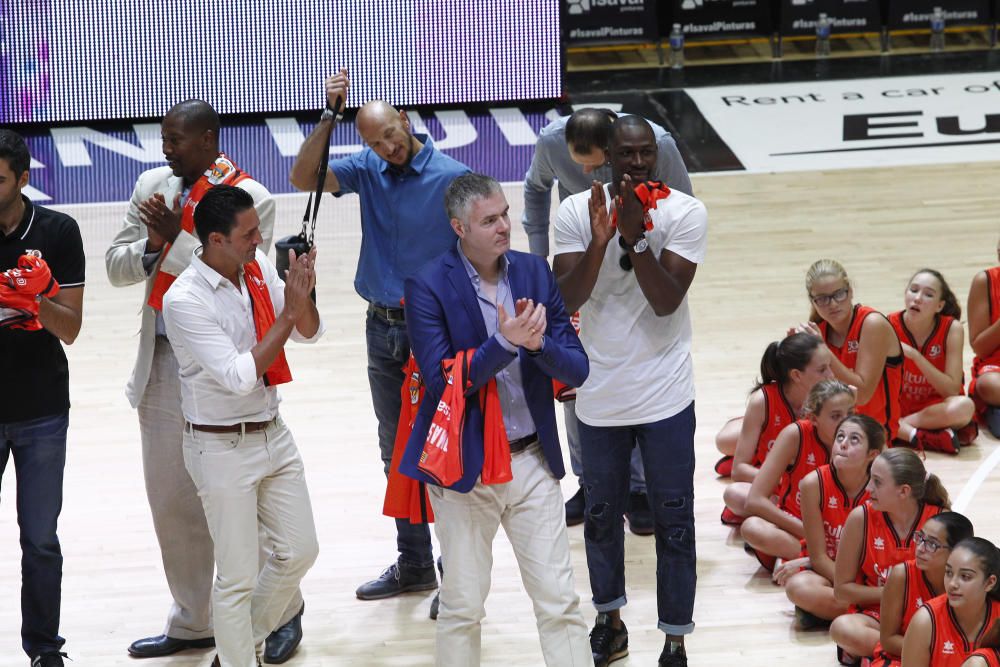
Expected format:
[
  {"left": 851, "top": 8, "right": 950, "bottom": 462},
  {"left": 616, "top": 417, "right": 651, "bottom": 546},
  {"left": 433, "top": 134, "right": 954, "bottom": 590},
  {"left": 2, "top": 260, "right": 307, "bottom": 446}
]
[
  {"left": 579, "top": 402, "right": 697, "bottom": 635},
  {"left": 0, "top": 411, "right": 68, "bottom": 657},
  {"left": 366, "top": 309, "right": 434, "bottom": 568}
]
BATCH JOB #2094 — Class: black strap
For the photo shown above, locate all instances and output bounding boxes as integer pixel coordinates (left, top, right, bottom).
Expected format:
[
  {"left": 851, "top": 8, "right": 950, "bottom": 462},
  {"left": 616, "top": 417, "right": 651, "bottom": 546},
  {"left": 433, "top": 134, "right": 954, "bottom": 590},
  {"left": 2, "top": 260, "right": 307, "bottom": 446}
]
[{"left": 299, "top": 95, "right": 342, "bottom": 247}]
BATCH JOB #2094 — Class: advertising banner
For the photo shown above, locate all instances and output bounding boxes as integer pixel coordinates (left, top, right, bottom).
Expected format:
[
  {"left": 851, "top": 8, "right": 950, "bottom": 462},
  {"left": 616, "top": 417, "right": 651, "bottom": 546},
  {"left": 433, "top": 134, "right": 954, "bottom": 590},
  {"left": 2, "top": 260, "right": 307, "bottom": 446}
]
[
  {"left": 564, "top": 0, "right": 658, "bottom": 44},
  {"left": 778, "top": 0, "right": 882, "bottom": 37},
  {"left": 671, "top": 0, "right": 772, "bottom": 39},
  {"left": 886, "top": 0, "right": 992, "bottom": 30}
]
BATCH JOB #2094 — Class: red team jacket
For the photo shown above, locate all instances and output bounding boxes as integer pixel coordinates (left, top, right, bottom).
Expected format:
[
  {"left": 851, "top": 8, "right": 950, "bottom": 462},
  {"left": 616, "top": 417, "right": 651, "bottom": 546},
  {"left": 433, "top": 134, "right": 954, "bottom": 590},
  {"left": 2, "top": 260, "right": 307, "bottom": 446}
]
[
  {"left": 854, "top": 501, "right": 942, "bottom": 616},
  {"left": 888, "top": 310, "right": 957, "bottom": 416},
  {"left": 819, "top": 304, "right": 903, "bottom": 440},
  {"left": 923, "top": 595, "right": 1000, "bottom": 667},
  {"left": 778, "top": 419, "right": 830, "bottom": 519}
]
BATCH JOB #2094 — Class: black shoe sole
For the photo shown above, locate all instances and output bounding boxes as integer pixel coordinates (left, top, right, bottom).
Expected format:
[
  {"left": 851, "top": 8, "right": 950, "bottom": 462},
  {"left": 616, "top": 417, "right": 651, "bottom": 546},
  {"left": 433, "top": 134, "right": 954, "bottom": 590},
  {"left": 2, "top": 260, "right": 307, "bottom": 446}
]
[
  {"left": 355, "top": 580, "right": 438, "bottom": 601},
  {"left": 127, "top": 636, "right": 216, "bottom": 658}
]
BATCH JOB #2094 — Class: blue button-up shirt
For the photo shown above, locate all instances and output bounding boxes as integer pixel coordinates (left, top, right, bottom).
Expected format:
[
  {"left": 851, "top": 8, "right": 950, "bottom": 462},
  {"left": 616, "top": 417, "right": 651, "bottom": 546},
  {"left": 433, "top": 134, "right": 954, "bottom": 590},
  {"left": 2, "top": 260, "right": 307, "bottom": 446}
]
[
  {"left": 456, "top": 242, "right": 536, "bottom": 441},
  {"left": 329, "top": 134, "right": 470, "bottom": 306}
]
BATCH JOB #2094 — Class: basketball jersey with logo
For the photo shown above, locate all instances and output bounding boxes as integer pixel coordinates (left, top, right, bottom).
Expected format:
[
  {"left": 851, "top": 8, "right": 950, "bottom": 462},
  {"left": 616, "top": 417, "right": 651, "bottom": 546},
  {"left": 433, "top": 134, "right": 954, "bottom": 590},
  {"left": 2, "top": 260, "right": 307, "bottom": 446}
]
[
  {"left": 815, "top": 464, "right": 869, "bottom": 560},
  {"left": 820, "top": 304, "right": 903, "bottom": 440},
  {"left": 888, "top": 310, "right": 956, "bottom": 416},
  {"left": 971, "top": 267, "right": 1000, "bottom": 417},
  {"left": 752, "top": 383, "right": 798, "bottom": 468},
  {"left": 871, "top": 559, "right": 938, "bottom": 666},
  {"left": 778, "top": 419, "right": 830, "bottom": 519},
  {"left": 855, "top": 501, "right": 942, "bottom": 614},
  {"left": 966, "top": 648, "right": 1000, "bottom": 667},
  {"left": 925, "top": 595, "right": 1000, "bottom": 667}
]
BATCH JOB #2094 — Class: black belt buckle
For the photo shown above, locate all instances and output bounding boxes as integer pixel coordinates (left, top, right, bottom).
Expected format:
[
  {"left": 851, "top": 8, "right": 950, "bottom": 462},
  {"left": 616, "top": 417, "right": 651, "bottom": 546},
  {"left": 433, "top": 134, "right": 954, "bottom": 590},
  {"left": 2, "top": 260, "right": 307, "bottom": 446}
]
[
  {"left": 508, "top": 434, "right": 537, "bottom": 454},
  {"left": 369, "top": 303, "right": 405, "bottom": 323}
]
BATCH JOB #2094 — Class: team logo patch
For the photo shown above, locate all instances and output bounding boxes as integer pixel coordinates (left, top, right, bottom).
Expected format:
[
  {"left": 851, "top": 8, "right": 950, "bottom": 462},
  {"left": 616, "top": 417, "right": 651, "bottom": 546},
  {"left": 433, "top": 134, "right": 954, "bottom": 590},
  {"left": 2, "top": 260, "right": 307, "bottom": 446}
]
[
  {"left": 806, "top": 453, "right": 816, "bottom": 466},
  {"left": 208, "top": 157, "right": 237, "bottom": 185},
  {"left": 916, "top": 596, "right": 924, "bottom": 608},
  {"left": 409, "top": 371, "right": 421, "bottom": 404},
  {"left": 774, "top": 415, "right": 782, "bottom": 425},
  {"left": 828, "top": 496, "right": 839, "bottom": 509},
  {"left": 847, "top": 340, "right": 860, "bottom": 353},
  {"left": 929, "top": 344, "right": 942, "bottom": 358},
  {"left": 943, "top": 641, "right": 955, "bottom": 655},
  {"left": 873, "top": 536, "right": 885, "bottom": 550}
]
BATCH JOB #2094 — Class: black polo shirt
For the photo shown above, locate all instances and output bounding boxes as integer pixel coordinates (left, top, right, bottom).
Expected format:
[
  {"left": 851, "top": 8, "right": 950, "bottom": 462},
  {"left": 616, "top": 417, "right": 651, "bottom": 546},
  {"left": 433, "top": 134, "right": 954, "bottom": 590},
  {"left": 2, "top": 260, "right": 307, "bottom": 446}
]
[{"left": 0, "top": 196, "right": 85, "bottom": 423}]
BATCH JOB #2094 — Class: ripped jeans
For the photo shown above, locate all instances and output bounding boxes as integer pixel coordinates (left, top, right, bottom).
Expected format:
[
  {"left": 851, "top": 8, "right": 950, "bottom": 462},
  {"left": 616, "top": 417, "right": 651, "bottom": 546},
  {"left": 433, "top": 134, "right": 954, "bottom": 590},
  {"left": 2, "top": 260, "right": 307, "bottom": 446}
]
[{"left": 578, "top": 402, "right": 697, "bottom": 635}]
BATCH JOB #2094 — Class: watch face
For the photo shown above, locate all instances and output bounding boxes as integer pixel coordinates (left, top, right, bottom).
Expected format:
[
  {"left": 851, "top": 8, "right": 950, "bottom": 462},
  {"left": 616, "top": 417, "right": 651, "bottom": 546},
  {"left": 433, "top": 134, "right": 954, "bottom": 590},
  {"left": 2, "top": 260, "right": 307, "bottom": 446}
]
[{"left": 634, "top": 237, "right": 649, "bottom": 253}]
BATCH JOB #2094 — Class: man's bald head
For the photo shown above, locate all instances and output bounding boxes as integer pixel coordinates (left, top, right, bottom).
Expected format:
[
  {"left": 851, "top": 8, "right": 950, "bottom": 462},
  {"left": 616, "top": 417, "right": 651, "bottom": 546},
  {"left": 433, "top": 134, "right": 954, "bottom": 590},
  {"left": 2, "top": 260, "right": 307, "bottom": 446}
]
[
  {"left": 164, "top": 99, "right": 220, "bottom": 145},
  {"left": 355, "top": 100, "right": 416, "bottom": 168},
  {"left": 609, "top": 114, "right": 654, "bottom": 151}
]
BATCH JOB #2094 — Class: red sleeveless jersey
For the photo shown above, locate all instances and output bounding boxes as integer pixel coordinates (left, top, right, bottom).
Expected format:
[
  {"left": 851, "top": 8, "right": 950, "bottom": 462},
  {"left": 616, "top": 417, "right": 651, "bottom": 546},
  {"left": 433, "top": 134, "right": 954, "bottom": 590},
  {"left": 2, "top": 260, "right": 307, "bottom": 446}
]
[
  {"left": 815, "top": 463, "right": 869, "bottom": 560},
  {"left": 854, "top": 501, "right": 942, "bottom": 614},
  {"left": 778, "top": 419, "right": 830, "bottom": 519},
  {"left": 967, "top": 649, "right": 1000, "bottom": 667},
  {"left": 925, "top": 595, "right": 1000, "bottom": 667},
  {"left": 971, "top": 267, "right": 1000, "bottom": 417},
  {"left": 820, "top": 304, "right": 903, "bottom": 440},
  {"left": 872, "top": 559, "right": 938, "bottom": 666},
  {"left": 889, "top": 311, "right": 957, "bottom": 416},
  {"left": 751, "top": 383, "right": 798, "bottom": 468}
]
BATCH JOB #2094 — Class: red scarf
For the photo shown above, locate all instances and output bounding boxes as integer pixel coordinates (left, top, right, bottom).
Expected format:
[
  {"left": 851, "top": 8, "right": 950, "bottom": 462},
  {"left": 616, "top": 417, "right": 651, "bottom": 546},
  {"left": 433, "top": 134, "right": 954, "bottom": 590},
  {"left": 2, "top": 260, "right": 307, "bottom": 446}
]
[
  {"left": 147, "top": 153, "right": 250, "bottom": 310},
  {"left": 610, "top": 180, "right": 671, "bottom": 231},
  {"left": 243, "top": 260, "right": 292, "bottom": 386}
]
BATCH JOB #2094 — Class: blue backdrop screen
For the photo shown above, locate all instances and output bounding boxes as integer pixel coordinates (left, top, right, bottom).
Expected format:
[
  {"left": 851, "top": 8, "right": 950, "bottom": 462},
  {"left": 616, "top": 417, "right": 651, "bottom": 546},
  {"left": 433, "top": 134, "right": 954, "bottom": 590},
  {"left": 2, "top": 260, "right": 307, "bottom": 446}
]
[{"left": 1, "top": 0, "right": 561, "bottom": 124}]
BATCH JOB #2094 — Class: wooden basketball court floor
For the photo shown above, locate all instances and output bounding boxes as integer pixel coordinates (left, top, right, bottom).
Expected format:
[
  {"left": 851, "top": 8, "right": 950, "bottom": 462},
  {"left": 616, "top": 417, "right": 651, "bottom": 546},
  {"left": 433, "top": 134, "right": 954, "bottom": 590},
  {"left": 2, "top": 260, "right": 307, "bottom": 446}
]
[{"left": 2, "top": 162, "right": 999, "bottom": 666}]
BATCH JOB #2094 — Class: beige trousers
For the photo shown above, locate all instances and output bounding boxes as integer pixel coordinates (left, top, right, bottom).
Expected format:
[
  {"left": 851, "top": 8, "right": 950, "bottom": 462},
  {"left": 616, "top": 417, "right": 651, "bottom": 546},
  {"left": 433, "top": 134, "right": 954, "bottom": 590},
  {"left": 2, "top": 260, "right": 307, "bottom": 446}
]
[
  {"left": 182, "top": 417, "right": 318, "bottom": 667},
  {"left": 428, "top": 445, "right": 591, "bottom": 667},
  {"left": 139, "top": 337, "right": 303, "bottom": 639}
]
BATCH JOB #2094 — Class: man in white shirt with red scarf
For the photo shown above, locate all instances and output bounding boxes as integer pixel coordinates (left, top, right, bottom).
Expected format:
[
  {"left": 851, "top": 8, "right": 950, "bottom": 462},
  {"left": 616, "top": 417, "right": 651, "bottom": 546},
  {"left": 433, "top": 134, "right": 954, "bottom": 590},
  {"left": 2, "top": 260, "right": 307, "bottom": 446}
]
[{"left": 163, "top": 185, "right": 322, "bottom": 667}]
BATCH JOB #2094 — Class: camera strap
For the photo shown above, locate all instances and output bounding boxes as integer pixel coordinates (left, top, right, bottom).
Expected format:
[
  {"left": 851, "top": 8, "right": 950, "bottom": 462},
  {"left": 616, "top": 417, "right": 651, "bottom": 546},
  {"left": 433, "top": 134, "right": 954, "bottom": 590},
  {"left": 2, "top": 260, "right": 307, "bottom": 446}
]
[{"left": 297, "top": 94, "right": 342, "bottom": 248}]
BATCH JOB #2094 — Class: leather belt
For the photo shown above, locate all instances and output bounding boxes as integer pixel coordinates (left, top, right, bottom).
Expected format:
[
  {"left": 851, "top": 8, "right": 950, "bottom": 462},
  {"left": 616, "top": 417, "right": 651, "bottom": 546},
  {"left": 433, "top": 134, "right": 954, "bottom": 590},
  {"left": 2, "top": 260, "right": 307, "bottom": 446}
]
[
  {"left": 188, "top": 419, "right": 274, "bottom": 434},
  {"left": 508, "top": 434, "right": 538, "bottom": 454},
  {"left": 368, "top": 303, "right": 405, "bottom": 323}
]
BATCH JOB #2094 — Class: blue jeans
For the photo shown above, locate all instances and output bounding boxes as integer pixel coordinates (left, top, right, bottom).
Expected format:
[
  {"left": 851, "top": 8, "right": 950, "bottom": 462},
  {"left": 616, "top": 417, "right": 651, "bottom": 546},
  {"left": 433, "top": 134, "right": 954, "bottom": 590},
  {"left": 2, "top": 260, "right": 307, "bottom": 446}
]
[
  {"left": 579, "top": 402, "right": 697, "bottom": 635},
  {"left": 0, "top": 412, "right": 69, "bottom": 657},
  {"left": 565, "top": 401, "right": 646, "bottom": 494},
  {"left": 366, "top": 310, "right": 434, "bottom": 569}
]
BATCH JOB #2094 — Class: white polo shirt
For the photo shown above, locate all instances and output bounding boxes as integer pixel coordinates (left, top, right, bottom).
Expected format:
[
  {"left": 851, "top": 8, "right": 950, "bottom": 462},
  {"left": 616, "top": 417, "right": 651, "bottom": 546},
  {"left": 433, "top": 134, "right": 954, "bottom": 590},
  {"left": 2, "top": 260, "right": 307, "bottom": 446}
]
[
  {"left": 553, "top": 184, "right": 707, "bottom": 427},
  {"left": 163, "top": 248, "right": 324, "bottom": 425}
]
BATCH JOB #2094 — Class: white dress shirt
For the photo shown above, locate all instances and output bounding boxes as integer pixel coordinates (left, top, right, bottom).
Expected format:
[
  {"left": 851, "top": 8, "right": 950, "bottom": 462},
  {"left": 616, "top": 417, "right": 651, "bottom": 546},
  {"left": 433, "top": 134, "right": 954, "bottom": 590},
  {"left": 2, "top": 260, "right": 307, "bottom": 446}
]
[{"left": 163, "top": 248, "right": 324, "bottom": 425}]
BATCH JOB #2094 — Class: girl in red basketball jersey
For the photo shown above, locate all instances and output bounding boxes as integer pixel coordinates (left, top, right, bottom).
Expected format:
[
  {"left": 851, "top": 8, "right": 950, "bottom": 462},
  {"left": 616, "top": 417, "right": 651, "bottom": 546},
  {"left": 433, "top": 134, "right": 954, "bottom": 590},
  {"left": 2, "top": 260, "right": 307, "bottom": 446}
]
[
  {"left": 715, "top": 333, "right": 833, "bottom": 478},
  {"left": 872, "top": 511, "right": 974, "bottom": 667},
  {"left": 889, "top": 269, "right": 976, "bottom": 453},
  {"left": 830, "top": 448, "right": 949, "bottom": 664},
  {"left": 794, "top": 259, "right": 904, "bottom": 441},
  {"left": 739, "top": 380, "right": 853, "bottom": 568},
  {"left": 903, "top": 538, "right": 1000, "bottom": 667},
  {"left": 720, "top": 334, "right": 835, "bottom": 524},
  {"left": 967, "top": 241, "right": 1000, "bottom": 438},
  {"left": 783, "top": 415, "right": 885, "bottom": 628}
]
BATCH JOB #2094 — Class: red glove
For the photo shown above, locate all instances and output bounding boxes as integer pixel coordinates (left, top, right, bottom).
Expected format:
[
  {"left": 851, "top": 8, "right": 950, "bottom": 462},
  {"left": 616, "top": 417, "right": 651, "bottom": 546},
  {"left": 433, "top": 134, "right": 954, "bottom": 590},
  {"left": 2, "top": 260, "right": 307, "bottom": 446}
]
[
  {"left": 0, "top": 282, "right": 41, "bottom": 330},
  {"left": 6, "top": 254, "right": 60, "bottom": 299}
]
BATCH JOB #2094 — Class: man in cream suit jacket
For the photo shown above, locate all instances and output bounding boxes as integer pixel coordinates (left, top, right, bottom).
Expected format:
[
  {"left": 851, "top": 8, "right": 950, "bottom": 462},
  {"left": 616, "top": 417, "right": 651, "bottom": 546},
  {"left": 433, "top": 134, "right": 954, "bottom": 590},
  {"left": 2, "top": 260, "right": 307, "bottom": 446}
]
[{"left": 106, "top": 100, "right": 303, "bottom": 663}]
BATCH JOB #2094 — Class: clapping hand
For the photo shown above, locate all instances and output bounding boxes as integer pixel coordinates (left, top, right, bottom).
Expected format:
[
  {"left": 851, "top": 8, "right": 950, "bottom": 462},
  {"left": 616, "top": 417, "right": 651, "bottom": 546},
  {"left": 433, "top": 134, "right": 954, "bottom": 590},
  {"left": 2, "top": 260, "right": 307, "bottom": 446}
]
[
  {"left": 139, "top": 193, "right": 182, "bottom": 251},
  {"left": 500, "top": 298, "right": 546, "bottom": 351},
  {"left": 282, "top": 246, "right": 318, "bottom": 321}
]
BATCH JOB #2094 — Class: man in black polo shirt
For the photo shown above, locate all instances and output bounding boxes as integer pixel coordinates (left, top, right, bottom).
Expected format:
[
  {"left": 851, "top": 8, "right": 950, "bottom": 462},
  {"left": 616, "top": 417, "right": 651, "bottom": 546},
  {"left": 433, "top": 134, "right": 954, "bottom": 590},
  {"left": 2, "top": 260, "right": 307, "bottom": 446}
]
[{"left": 0, "top": 129, "right": 85, "bottom": 667}]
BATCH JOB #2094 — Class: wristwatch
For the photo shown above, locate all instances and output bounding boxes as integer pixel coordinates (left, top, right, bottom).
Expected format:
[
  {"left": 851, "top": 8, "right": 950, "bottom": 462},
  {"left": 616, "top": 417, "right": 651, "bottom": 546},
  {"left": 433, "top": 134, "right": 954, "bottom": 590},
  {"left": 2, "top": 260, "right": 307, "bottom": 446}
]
[{"left": 631, "top": 234, "right": 649, "bottom": 254}]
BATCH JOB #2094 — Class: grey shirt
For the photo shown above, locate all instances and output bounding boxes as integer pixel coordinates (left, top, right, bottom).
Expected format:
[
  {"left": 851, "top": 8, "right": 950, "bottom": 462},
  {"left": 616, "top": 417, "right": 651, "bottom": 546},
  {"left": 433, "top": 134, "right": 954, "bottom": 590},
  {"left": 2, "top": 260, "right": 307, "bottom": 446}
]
[{"left": 522, "top": 112, "right": 693, "bottom": 257}]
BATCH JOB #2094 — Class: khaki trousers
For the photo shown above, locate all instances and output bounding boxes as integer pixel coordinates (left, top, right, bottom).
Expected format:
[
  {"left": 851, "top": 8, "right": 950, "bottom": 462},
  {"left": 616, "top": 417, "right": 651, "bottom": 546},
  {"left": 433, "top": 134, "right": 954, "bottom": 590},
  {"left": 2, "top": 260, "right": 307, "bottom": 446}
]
[
  {"left": 139, "top": 337, "right": 303, "bottom": 639},
  {"left": 428, "top": 445, "right": 590, "bottom": 667},
  {"left": 182, "top": 417, "right": 318, "bottom": 667}
]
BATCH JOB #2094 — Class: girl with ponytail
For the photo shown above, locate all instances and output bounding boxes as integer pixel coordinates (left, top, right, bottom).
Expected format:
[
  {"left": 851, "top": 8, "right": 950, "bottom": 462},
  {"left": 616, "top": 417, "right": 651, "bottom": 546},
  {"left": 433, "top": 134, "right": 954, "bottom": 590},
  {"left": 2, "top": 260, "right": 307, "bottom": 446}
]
[
  {"left": 888, "top": 268, "right": 976, "bottom": 453},
  {"left": 792, "top": 259, "right": 904, "bottom": 441},
  {"left": 904, "top": 537, "right": 1000, "bottom": 666},
  {"left": 830, "top": 448, "right": 949, "bottom": 664},
  {"left": 783, "top": 415, "right": 885, "bottom": 628},
  {"left": 717, "top": 333, "right": 834, "bottom": 524},
  {"left": 738, "top": 380, "right": 854, "bottom": 571},
  {"left": 967, "top": 243, "right": 1000, "bottom": 438}
]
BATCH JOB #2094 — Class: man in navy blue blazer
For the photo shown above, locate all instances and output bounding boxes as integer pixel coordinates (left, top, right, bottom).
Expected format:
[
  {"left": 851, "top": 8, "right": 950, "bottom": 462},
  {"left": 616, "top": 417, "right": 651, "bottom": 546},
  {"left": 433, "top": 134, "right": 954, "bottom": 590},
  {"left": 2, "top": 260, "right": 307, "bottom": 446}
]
[{"left": 401, "top": 173, "right": 591, "bottom": 667}]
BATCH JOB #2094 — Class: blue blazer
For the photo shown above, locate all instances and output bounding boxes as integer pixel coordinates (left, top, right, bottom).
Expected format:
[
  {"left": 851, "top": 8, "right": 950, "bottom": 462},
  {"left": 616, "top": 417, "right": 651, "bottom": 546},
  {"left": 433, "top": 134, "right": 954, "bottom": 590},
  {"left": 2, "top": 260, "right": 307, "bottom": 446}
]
[{"left": 401, "top": 246, "right": 589, "bottom": 493}]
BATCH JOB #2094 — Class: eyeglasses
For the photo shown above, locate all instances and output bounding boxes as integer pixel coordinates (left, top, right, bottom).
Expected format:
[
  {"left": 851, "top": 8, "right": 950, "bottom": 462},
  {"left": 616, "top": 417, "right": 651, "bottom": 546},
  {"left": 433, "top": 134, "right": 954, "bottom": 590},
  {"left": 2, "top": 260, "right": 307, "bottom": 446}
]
[
  {"left": 914, "top": 530, "right": 949, "bottom": 553},
  {"left": 618, "top": 236, "right": 633, "bottom": 272},
  {"left": 810, "top": 287, "right": 849, "bottom": 308}
]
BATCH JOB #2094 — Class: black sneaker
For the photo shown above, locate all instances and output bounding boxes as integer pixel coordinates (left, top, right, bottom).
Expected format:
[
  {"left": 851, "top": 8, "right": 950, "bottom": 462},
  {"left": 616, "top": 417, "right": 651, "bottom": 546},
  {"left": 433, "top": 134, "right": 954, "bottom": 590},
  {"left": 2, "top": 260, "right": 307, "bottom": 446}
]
[
  {"left": 658, "top": 644, "right": 688, "bottom": 667},
  {"left": 30, "top": 654, "right": 66, "bottom": 667},
  {"left": 625, "top": 492, "right": 654, "bottom": 536},
  {"left": 355, "top": 560, "right": 437, "bottom": 600},
  {"left": 590, "top": 613, "right": 628, "bottom": 667},
  {"left": 565, "top": 485, "right": 585, "bottom": 526},
  {"left": 429, "top": 559, "right": 444, "bottom": 620}
]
